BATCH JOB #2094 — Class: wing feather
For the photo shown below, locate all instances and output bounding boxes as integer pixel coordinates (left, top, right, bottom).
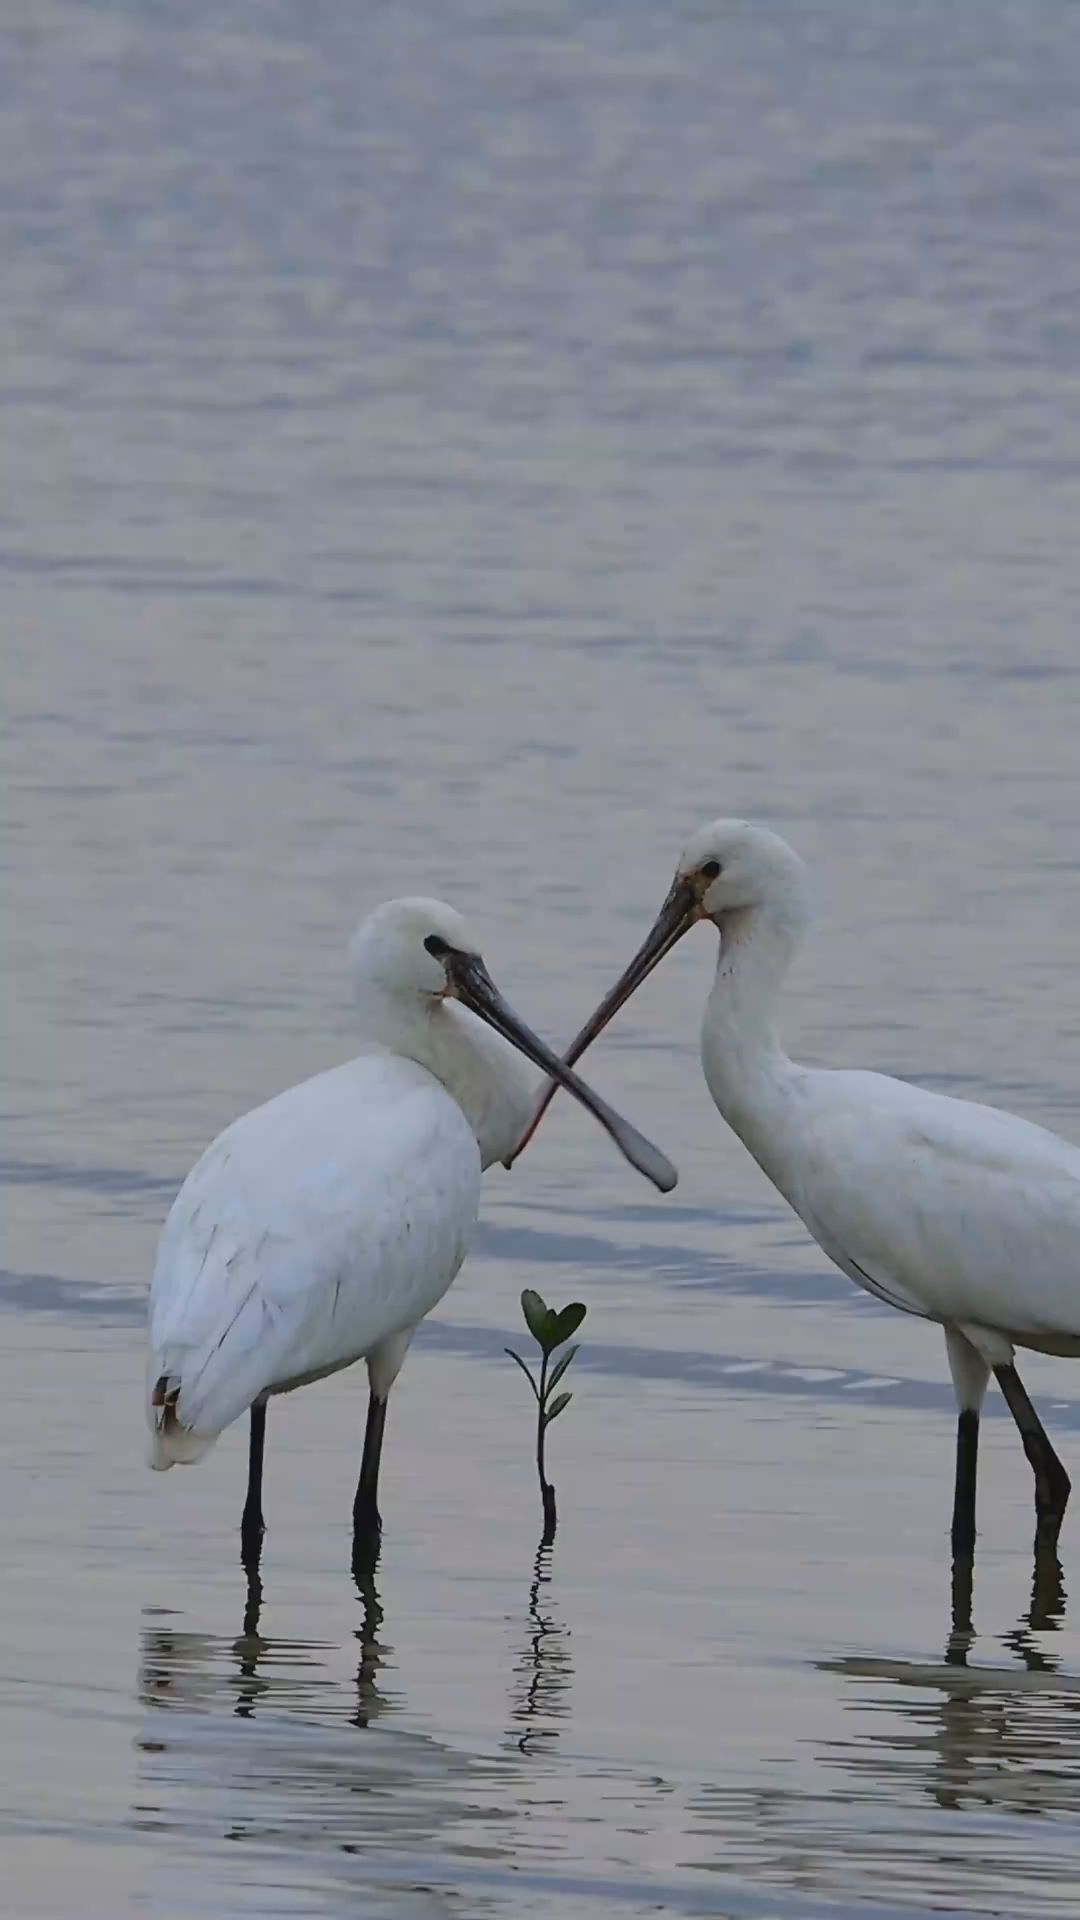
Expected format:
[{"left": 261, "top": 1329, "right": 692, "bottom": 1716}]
[
  {"left": 791, "top": 1071, "right": 1080, "bottom": 1343},
  {"left": 148, "top": 1053, "right": 481, "bottom": 1441}
]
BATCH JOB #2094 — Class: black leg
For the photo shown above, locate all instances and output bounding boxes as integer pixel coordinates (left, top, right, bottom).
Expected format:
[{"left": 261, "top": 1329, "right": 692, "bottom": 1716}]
[
  {"left": 1028, "top": 1545, "right": 1067, "bottom": 1637},
  {"left": 353, "top": 1391, "right": 388, "bottom": 1548},
  {"left": 951, "top": 1407, "right": 980, "bottom": 1560},
  {"left": 994, "top": 1362, "right": 1071, "bottom": 1550},
  {"left": 241, "top": 1561, "right": 263, "bottom": 1641},
  {"left": 240, "top": 1401, "right": 267, "bottom": 1569},
  {"left": 948, "top": 1552, "right": 975, "bottom": 1656}
]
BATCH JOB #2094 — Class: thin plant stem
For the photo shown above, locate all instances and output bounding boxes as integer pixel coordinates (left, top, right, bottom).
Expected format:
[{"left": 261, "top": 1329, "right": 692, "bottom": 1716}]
[
  {"left": 536, "top": 1350, "right": 547, "bottom": 1488},
  {"left": 537, "top": 1349, "right": 557, "bottom": 1542}
]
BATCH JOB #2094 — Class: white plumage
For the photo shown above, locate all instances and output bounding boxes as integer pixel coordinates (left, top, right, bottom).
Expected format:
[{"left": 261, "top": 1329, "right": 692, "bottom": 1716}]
[
  {"left": 147, "top": 895, "right": 675, "bottom": 1563},
  {"left": 518, "top": 819, "right": 1080, "bottom": 1565},
  {"left": 148, "top": 1053, "right": 483, "bottom": 1462},
  {"left": 777, "top": 1065, "right": 1080, "bottom": 1355}
]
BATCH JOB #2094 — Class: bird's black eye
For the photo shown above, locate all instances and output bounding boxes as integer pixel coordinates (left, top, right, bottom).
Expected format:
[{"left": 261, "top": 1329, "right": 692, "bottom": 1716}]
[
  {"left": 700, "top": 859, "right": 721, "bottom": 881},
  {"left": 424, "top": 934, "right": 450, "bottom": 959}
]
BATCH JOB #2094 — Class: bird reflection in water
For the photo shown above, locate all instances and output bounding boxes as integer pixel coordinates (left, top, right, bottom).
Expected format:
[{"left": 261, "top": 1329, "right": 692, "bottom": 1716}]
[
  {"left": 823, "top": 1549, "right": 1080, "bottom": 1818},
  {"left": 231, "top": 1558, "right": 268, "bottom": 1718},
  {"left": 350, "top": 1548, "right": 388, "bottom": 1729},
  {"left": 139, "top": 1549, "right": 393, "bottom": 1730},
  {"left": 508, "top": 1541, "right": 573, "bottom": 1756},
  {"left": 135, "top": 1559, "right": 495, "bottom": 1877},
  {"left": 1002, "top": 1548, "right": 1067, "bottom": 1667},
  {"left": 952, "top": 1534, "right": 1068, "bottom": 1660},
  {"left": 949, "top": 1526, "right": 1067, "bottom": 1651}
]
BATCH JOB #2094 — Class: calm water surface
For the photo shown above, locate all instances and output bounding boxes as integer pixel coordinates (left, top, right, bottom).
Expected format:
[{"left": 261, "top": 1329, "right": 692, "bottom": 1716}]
[{"left": 5, "top": 3, "right": 1080, "bottom": 1915}]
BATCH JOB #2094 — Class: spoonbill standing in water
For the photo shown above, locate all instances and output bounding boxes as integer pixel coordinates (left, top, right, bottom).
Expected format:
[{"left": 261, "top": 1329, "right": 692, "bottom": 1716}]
[
  {"left": 148, "top": 898, "right": 676, "bottom": 1566},
  {"left": 513, "top": 821, "right": 1080, "bottom": 1565}
]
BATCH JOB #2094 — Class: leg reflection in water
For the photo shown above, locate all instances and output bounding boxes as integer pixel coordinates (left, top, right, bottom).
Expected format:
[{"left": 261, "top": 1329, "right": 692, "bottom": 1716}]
[
  {"left": 823, "top": 1547, "right": 1072, "bottom": 1818},
  {"left": 140, "top": 1555, "right": 393, "bottom": 1729},
  {"left": 949, "top": 1535, "right": 1067, "bottom": 1665},
  {"left": 351, "top": 1551, "right": 388, "bottom": 1729},
  {"left": 1004, "top": 1549, "right": 1067, "bottom": 1669},
  {"left": 233, "top": 1560, "right": 267, "bottom": 1716}
]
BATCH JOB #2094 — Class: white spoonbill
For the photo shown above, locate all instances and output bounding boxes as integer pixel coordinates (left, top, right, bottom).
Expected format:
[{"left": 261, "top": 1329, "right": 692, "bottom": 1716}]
[
  {"left": 513, "top": 821, "right": 1080, "bottom": 1562},
  {"left": 148, "top": 897, "right": 676, "bottom": 1565}
]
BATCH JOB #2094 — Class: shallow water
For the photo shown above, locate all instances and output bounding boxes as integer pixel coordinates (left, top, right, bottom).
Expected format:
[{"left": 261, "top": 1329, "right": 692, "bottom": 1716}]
[{"left": 4, "top": 2, "right": 1080, "bottom": 1915}]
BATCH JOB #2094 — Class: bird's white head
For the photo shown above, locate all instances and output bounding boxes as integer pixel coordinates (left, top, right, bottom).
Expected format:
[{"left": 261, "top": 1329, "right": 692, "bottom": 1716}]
[
  {"left": 507, "top": 820, "right": 812, "bottom": 1163},
  {"left": 675, "top": 819, "right": 811, "bottom": 926},
  {"left": 348, "top": 896, "right": 678, "bottom": 1192},
  {"left": 349, "top": 896, "right": 480, "bottom": 1002}
]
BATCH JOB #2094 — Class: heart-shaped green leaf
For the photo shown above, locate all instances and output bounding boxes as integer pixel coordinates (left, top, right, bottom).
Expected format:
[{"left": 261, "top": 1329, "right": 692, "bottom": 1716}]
[
  {"left": 545, "top": 1390, "right": 573, "bottom": 1422},
  {"left": 550, "top": 1302, "right": 586, "bottom": 1348},
  {"left": 546, "top": 1345, "right": 578, "bottom": 1396},
  {"left": 520, "top": 1288, "right": 551, "bottom": 1347}
]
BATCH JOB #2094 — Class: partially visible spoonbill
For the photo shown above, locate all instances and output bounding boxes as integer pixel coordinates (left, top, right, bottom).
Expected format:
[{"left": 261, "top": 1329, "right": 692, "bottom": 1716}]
[
  {"left": 512, "top": 820, "right": 1080, "bottom": 1564},
  {"left": 148, "top": 897, "right": 676, "bottom": 1565}
]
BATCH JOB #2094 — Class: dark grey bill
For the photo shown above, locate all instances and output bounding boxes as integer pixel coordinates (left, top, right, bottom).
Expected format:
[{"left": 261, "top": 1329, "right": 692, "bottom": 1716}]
[
  {"left": 447, "top": 950, "right": 677, "bottom": 1194},
  {"left": 506, "top": 874, "right": 699, "bottom": 1165}
]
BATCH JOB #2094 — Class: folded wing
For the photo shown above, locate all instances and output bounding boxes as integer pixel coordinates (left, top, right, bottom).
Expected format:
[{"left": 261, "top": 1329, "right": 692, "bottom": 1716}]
[
  {"left": 148, "top": 1054, "right": 481, "bottom": 1455},
  {"left": 795, "top": 1071, "right": 1080, "bottom": 1346}
]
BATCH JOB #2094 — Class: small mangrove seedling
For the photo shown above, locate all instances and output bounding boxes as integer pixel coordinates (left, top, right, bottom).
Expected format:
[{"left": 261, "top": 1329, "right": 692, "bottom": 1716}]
[{"left": 505, "top": 1288, "right": 587, "bottom": 1543}]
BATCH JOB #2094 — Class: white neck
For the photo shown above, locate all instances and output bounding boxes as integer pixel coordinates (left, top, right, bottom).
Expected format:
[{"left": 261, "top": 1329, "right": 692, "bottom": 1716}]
[
  {"left": 353, "top": 980, "right": 534, "bottom": 1170},
  {"left": 699, "top": 898, "right": 806, "bottom": 1186}
]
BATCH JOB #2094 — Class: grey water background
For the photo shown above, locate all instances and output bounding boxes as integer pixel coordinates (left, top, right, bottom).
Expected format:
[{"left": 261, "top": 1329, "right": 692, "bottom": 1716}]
[{"left": 4, "top": 1, "right": 1080, "bottom": 1914}]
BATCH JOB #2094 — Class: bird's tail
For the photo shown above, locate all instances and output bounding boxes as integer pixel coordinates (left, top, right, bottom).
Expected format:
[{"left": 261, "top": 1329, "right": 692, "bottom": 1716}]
[{"left": 147, "top": 1366, "right": 219, "bottom": 1470}]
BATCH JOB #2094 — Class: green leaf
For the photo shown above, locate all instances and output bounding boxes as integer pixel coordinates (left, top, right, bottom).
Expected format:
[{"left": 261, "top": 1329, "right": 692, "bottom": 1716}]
[
  {"left": 545, "top": 1391, "right": 573, "bottom": 1423},
  {"left": 550, "top": 1302, "right": 587, "bottom": 1348},
  {"left": 545, "top": 1345, "right": 578, "bottom": 1396},
  {"left": 504, "top": 1347, "right": 540, "bottom": 1402},
  {"left": 521, "top": 1288, "right": 551, "bottom": 1348}
]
